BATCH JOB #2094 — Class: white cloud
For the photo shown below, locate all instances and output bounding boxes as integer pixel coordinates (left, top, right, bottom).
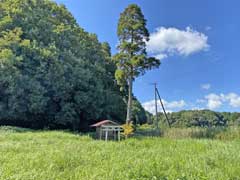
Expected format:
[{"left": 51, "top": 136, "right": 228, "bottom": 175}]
[
  {"left": 223, "top": 93, "right": 240, "bottom": 108},
  {"left": 142, "top": 99, "right": 186, "bottom": 114},
  {"left": 201, "top": 83, "right": 211, "bottom": 90},
  {"left": 142, "top": 100, "right": 158, "bottom": 114},
  {"left": 163, "top": 99, "right": 186, "bottom": 109},
  {"left": 155, "top": 54, "right": 168, "bottom": 60},
  {"left": 204, "top": 93, "right": 240, "bottom": 110},
  {"left": 142, "top": 92, "right": 240, "bottom": 114},
  {"left": 205, "top": 93, "right": 222, "bottom": 109},
  {"left": 147, "top": 26, "right": 209, "bottom": 60}
]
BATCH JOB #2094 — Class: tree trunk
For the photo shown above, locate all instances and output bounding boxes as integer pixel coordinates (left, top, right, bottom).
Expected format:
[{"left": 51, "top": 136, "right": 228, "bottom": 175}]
[{"left": 126, "top": 76, "right": 133, "bottom": 124}]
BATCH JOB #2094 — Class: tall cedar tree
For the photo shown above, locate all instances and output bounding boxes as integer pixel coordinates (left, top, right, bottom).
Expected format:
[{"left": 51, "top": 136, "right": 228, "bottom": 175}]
[{"left": 114, "top": 4, "right": 160, "bottom": 123}]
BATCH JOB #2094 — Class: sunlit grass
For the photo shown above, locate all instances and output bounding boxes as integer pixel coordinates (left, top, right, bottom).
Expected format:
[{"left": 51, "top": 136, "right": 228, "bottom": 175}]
[{"left": 0, "top": 127, "right": 240, "bottom": 180}]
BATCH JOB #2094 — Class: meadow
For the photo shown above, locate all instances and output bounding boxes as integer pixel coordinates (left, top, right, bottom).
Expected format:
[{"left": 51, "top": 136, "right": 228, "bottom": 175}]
[{"left": 1, "top": 126, "right": 240, "bottom": 180}]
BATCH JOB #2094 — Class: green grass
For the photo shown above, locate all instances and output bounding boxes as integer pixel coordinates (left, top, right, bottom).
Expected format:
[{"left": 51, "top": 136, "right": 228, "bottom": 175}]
[
  {"left": 136, "top": 124, "right": 240, "bottom": 140},
  {"left": 1, "top": 127, "right": 240, "bottom": 180}
]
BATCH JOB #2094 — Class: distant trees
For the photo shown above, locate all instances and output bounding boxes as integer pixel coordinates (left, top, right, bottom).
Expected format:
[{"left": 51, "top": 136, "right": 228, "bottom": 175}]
[
  {"left": 155, "top": 110, "right": 240, "bottom": 128},
  {"left": 132, "top": 98, "right": 147, "bottom": 124},
  {"left": 114, "top": 4, "right": 160, "bottom": 123}
]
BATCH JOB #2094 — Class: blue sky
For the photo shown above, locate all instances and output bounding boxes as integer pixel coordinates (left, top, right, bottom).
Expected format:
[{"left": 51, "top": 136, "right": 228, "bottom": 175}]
[{"left": 55, "top": 0, "right": 240, "bottom": 113}]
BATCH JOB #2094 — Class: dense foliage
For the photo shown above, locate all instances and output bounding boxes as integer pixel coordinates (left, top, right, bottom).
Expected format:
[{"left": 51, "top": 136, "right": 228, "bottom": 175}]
[
  {"left": 156, "top": 110, "right": 240, "bottom": 127},
  {"left": 1, "top": 128, "right": 240, "bottom": 179},
  {"left": 0, "top": 0, "right": 151, "bottom": 131}
]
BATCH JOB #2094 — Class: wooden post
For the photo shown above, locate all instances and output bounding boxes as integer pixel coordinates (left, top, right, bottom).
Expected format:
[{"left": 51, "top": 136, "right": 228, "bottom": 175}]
[
  {"left": 114, "top": 129, "right": 116, "bottom": 140},
  {"left": 99, "top": 127, "right": 102, "bottom": 140},
  {"left": 118, "top": 128, "right": 120, "bottom": 141},
  {"left": 105, "top": 129, "right": 108, "bottom": 141},
  {"left": 156, "top": 87, "right": 171, "bottom": 128},
  {"left": 154, "top": 83, "right": 159, "bottom": 130}
]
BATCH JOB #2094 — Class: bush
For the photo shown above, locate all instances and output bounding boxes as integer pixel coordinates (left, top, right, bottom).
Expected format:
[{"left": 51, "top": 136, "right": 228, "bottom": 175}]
[{"left": 122, "top": 122, "right": 134, "bottom": 138}]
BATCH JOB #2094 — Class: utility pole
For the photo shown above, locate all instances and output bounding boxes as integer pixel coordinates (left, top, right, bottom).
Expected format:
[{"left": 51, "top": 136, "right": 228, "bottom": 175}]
[
  {"left": 155, "top": 88, "right": 171, "bottom": 128},
  {"left": 154, "top": 83, "right": 159, "bottom": 130},
  {"left": 150, "top": 83, "right": 171, "bottom": 128}
]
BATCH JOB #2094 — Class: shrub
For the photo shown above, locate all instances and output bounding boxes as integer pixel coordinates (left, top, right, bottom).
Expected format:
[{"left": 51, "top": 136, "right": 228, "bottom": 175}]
[{"left": 122, "top": 122, "right": 134, "bottom": 138}]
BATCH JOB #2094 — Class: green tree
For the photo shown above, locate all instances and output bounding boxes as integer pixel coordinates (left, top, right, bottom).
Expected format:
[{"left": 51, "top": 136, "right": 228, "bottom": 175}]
[
  {"left": 114, "top": 4, "right": 160, "bottom": 123},
  {"left": 0, "top": 0, "right": 126, "bottom": 130}
]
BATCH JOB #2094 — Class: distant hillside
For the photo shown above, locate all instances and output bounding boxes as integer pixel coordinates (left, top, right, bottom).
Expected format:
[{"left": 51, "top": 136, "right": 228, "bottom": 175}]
[{"left": 153, "top": 110, "right": 240, "bottom": 127}]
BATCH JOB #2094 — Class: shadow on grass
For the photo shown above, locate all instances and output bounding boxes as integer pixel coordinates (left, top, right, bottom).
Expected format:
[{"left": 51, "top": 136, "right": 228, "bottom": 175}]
[{"left": 134, "top": 129, "right": 162, "bottom": 139}]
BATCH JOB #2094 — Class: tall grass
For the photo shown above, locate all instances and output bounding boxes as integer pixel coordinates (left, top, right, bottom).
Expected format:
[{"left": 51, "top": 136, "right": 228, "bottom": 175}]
[
  {"left": 136, "top": 124, "right": 240, "bottom": 140},
  {"left": 0, "top": 126, "right": 240, "bottom": 179}
]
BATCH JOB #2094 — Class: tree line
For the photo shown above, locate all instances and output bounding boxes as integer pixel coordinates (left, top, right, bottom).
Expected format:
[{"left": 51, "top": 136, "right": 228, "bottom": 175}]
[
  {"left": 154, "top": 110, "right": 240, "bottom": 128},
  {"left": 0, "top": 0, "right": 148, "bottom": 131}
]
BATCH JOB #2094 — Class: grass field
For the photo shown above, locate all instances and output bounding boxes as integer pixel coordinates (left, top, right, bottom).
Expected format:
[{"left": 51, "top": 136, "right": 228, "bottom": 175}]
[{"left": 1, "top": 126, "right": 240, "bottom": 180}]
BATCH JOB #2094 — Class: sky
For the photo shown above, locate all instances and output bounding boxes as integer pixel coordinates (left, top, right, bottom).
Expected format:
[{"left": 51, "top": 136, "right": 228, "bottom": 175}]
[{"left": 55, "top": 0, "right": 240, "bottom": 113}]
